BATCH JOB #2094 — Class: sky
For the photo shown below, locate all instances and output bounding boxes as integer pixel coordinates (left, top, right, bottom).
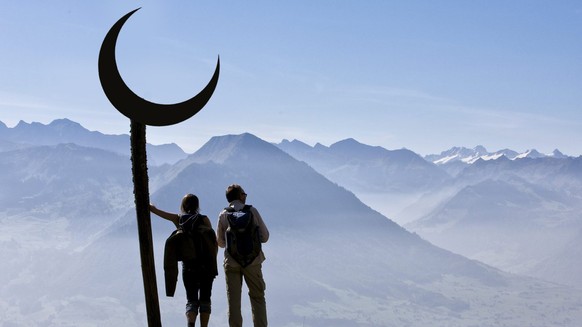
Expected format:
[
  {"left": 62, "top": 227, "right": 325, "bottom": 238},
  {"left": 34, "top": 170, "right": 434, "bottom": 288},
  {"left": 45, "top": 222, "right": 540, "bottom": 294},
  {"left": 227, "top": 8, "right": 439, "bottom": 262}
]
[{"left": 1, "top": 1, "right": 581, "bottom": 156}]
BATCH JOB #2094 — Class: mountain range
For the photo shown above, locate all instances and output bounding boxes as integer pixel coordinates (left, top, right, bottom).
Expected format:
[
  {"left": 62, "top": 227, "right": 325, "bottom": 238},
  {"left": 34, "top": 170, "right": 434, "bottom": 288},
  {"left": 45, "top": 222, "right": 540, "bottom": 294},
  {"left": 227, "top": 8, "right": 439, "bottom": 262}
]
[
  {"left": 0, "top": 119, "right": 188, "bottom": 165},
  {"left": 424, "top": 145, "right": 570, "bottom": 177},
  {"left": 425, "top": 145, "right": 569, "bottom": 164},
  {"left": 1, "top": 119, "right": 582, "bottom": 326},
  {"left": 275, "top": 137, "right": 582, "bottom": 290},
  {"left": 276, "top": 138, "right": 451, "bottom": 194}
]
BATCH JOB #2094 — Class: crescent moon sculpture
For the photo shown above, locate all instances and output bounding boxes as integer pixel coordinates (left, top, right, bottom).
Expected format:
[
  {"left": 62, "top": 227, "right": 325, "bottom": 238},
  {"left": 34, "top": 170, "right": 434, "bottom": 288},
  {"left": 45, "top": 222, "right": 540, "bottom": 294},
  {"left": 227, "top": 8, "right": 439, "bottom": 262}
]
[{"left": 98, "top": 8, "right": 220, "bottom": 126}]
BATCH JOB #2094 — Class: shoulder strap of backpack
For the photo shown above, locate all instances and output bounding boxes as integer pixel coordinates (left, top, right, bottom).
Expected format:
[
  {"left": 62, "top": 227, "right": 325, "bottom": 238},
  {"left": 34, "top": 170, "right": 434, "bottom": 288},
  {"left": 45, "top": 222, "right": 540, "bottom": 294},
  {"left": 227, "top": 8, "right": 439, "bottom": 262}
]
[
  {"left": 193, "top": 214, "right": 208, "bottom": 228},
  {"left": 179, "top": 213, "right": 202, "bottom": 232}
]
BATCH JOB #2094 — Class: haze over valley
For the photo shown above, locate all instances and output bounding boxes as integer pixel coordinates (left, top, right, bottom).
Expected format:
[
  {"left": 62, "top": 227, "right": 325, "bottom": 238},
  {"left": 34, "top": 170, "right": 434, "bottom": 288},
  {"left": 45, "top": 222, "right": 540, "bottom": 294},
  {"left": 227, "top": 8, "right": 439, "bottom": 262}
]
[{"left": 2, "top": 119, "right": 582, "bottom": 326}]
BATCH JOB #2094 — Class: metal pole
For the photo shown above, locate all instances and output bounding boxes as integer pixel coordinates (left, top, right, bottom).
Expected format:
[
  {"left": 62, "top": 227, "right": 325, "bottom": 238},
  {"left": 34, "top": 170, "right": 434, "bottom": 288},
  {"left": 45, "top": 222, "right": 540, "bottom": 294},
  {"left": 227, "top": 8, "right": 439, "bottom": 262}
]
[{"left": 130, "top": 120, "right": 162, "bottom": 327}]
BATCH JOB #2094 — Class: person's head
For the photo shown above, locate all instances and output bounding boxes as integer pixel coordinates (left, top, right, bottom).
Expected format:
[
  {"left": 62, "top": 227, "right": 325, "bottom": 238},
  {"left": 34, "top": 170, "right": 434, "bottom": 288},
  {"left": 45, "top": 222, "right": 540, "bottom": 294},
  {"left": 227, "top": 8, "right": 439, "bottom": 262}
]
[
  {"left": 226, "top": 184, "right": 247, "bottom": 204},
  {"left": 180, "top": 193, "right": 200, "bottom": 214}
]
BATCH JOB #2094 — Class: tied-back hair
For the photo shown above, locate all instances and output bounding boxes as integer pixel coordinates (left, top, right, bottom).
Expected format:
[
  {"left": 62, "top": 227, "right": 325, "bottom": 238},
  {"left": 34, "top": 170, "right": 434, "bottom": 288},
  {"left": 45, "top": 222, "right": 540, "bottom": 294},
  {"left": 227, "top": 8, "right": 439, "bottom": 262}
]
[
  {"left": 180, "top": 193, "right": 200, "bottom": 215},
  {"left": 226, "top": 184, "right": 243, "bottom": 203}
]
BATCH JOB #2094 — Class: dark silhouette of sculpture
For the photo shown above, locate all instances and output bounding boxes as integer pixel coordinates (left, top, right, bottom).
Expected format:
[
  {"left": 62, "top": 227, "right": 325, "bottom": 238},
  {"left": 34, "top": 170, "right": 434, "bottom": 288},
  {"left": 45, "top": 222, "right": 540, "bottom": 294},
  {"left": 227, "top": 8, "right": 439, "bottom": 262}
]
[{"left": 98, "top": 8, "right": 219, "bottom": 327}]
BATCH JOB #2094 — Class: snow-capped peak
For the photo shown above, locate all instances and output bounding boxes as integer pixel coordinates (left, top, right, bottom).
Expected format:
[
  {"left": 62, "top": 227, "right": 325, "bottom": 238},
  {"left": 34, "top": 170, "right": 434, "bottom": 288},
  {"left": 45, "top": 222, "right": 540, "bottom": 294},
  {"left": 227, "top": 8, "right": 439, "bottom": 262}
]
[
  {"left": 514, "top": 149, "right": 545, "bottom": 159},
  {"left": 427, "top": 146, "right": 569, "bottom": 165}
]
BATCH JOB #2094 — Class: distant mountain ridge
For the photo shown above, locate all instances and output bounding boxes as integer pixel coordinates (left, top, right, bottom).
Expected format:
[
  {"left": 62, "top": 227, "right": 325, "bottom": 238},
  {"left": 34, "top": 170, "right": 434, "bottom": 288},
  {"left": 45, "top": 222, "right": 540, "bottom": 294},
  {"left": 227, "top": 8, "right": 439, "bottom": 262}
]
[
  {"left": 0, "top": 119, "right": 187, "bottom": 165},
  {"left": 424, "top": 145, "right": 569, "bottom": 165},
  {"left": 1, "top": 119, "right": 572, "bottom": 167},
  {"left": 276, "top": 138, "right": 450, "bottom": 193}
]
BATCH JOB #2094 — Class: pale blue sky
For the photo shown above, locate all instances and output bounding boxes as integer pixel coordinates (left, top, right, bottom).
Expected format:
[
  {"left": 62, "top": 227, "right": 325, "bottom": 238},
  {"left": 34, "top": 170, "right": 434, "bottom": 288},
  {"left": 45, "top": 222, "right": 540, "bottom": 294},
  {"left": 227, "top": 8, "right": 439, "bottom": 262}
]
[{"left": 1, "top": 1, "right": 581, "bottom": 155}]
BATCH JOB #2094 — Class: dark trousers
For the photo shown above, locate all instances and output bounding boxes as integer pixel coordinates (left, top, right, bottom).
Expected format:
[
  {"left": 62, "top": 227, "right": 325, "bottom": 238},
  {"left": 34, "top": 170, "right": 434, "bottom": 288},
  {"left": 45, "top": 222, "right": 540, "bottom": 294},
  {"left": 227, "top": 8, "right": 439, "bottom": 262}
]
[{"left": 183, "top": 265, "right": 214, "bottom": 314}]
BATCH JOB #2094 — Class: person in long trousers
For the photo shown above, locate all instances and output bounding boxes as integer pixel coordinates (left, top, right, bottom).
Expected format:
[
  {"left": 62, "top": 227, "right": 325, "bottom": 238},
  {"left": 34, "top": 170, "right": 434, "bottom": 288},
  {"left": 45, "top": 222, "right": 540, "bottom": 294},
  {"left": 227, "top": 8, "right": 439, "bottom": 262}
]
[{"left": 217, "top": 184, "right": 270, "bottom": 327}]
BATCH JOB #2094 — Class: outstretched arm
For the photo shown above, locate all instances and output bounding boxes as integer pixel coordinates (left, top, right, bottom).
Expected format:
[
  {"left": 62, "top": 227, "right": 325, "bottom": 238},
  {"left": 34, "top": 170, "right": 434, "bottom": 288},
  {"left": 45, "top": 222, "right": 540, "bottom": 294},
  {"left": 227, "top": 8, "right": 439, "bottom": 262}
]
[{"left": 149, "top": 204, "right": 179, "bottom": 228}]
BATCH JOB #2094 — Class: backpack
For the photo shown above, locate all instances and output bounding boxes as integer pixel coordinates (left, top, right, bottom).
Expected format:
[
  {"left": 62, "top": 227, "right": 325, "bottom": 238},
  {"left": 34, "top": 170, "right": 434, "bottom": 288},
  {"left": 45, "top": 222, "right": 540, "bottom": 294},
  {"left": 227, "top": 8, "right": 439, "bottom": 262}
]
[
  {"left": 225, "top": 205, "right": 262, "bottom": 267},
  {"left": 179, "top": 214, "right": 218, "bottom": 277}
]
